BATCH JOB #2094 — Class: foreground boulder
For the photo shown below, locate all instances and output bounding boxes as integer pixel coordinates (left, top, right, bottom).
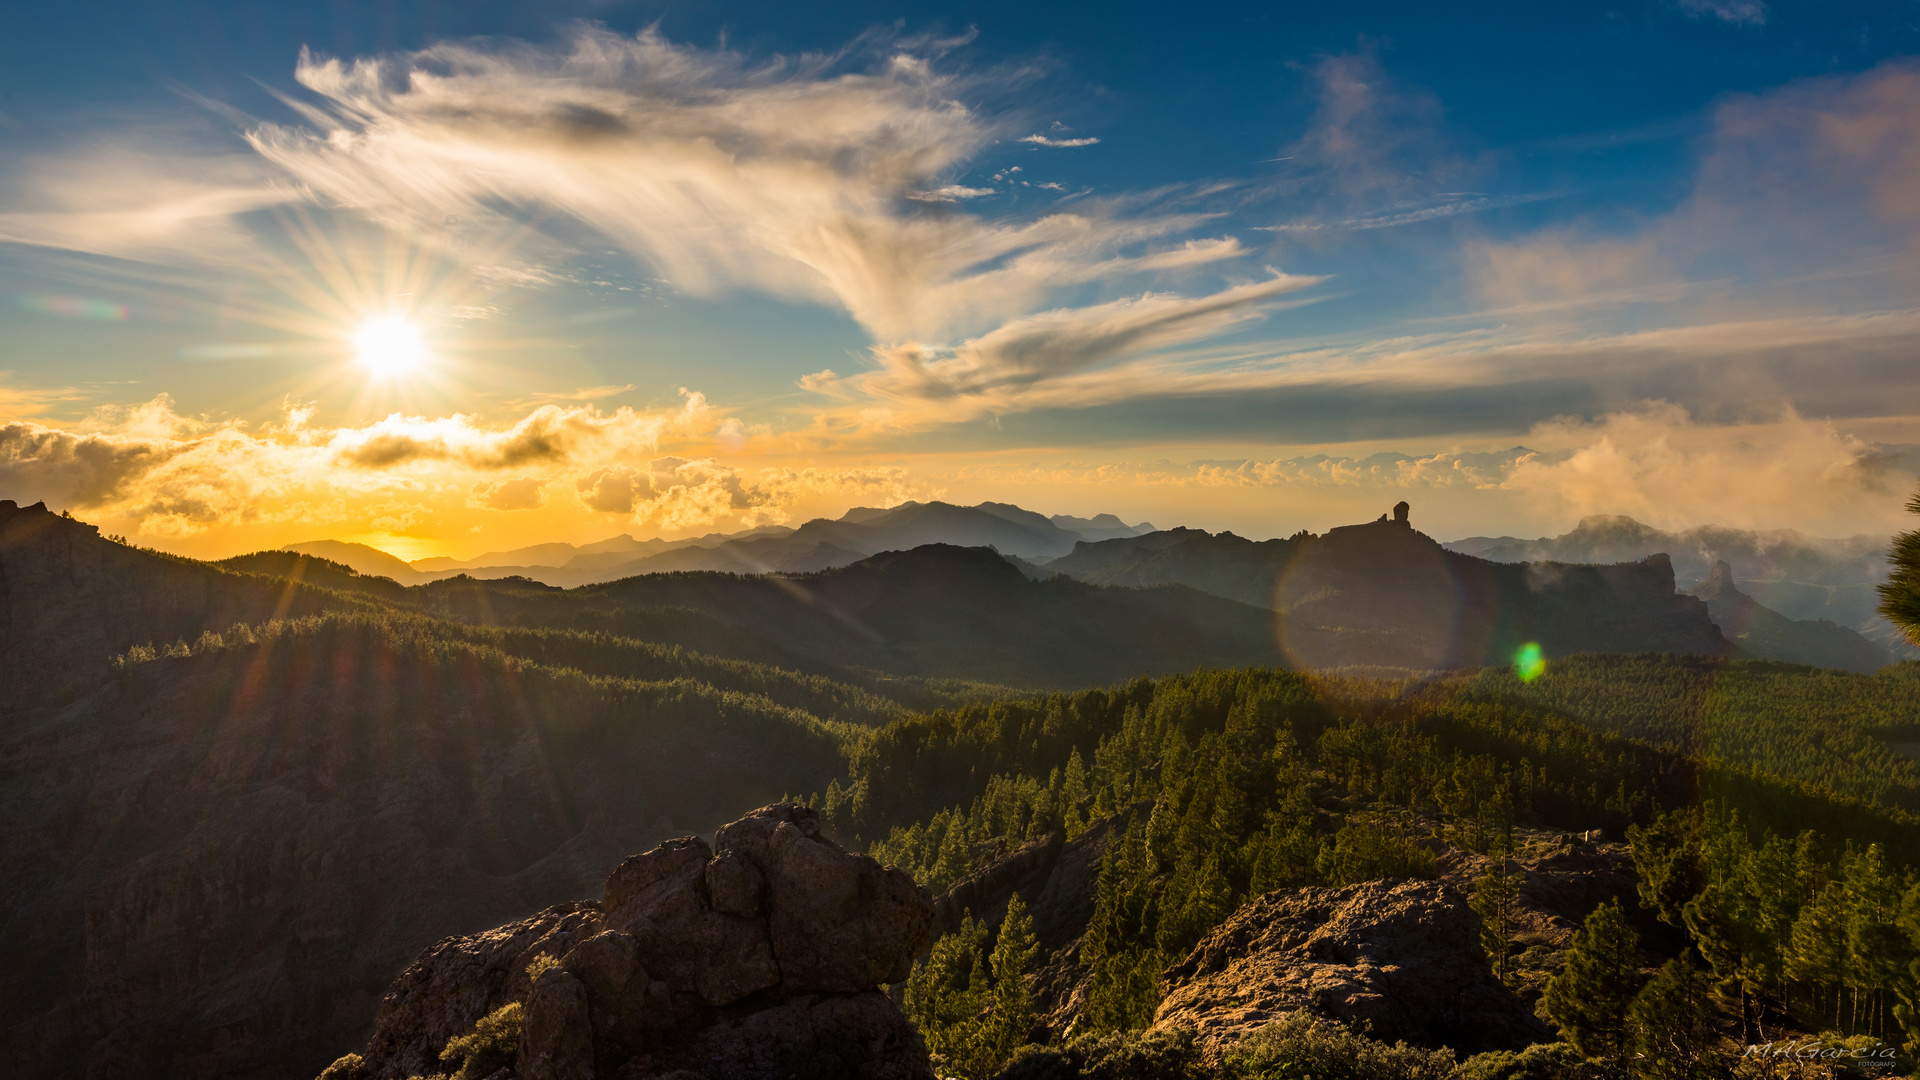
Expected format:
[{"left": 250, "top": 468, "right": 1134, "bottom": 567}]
[
  {"left": 331, "top": 804, "right": 938, "bottom": 1080},
  {"left": 1153, "top": 878, "right": 1550, "bottom": 1055}
]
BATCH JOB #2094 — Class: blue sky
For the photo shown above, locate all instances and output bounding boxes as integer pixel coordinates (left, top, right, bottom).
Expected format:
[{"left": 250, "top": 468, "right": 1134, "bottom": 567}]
[{"left": 2, "top": 0, "right": 1918, "bottom": 557}]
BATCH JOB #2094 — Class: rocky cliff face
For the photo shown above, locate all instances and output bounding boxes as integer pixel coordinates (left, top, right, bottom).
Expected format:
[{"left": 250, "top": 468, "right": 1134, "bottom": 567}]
[
  {"left": 1277, "top": 517, "right": 1728, "bottom": 669},
  {"left": 327, "top": 804, "right": 938, "bottom": 1080},
  {"left": 1146, "top": 832, "right": 1641, "bottom": 1056},
  {"left": 1689, "top": 559, "right": 1895, "bottom": 673}
]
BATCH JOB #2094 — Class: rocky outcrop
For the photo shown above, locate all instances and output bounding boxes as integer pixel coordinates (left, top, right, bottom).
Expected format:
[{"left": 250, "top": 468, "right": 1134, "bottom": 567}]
[
  {"left": 1689, "top": 559, "right": 1895, "bottom": 673},
  {"left": 1152, "top": 878, "right": 1551, "bottom": 1055},
  {"left": 339, "top": 804, "right": 938, "bottom": 1080}
]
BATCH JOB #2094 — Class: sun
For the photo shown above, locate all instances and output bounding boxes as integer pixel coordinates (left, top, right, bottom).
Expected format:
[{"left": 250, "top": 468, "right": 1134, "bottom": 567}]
[{"left": 353, "top": 316, "right": 425, "bottom": 378}]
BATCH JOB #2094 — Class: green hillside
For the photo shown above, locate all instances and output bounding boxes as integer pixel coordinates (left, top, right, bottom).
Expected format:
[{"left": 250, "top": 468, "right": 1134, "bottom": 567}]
[{"left": 818, "top": 657, "right": 1920, "bottom": 1076}]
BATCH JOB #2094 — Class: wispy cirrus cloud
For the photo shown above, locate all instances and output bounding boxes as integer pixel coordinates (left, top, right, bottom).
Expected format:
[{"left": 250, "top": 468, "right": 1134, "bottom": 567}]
[
  {"left": 1020, "top": 133, "right": 1100, "bottom": 148},
  {"left": 1254, "top": 53, "right": 1497, "bottom": 236},
  {"left": 0, "top": 140, "right": 296, "bottom": 266},
  {"left": 804, "top": 272, "right": 1322, "bottom": 427},
  {"left": 1678, "top": 0, "right": 1768, "bottom": 27},
  {"left": 242, "top": 28, "right": 1245, "bottom": 347}
]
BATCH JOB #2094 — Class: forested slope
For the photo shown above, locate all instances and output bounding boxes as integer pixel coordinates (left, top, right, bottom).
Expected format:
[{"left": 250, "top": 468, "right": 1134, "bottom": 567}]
[
  {"left": 811, "top": 658, "right": 1920, "bottom": 1076},
  {"left": 0, "top": 614, "right": 858, "bottom": 1080}
]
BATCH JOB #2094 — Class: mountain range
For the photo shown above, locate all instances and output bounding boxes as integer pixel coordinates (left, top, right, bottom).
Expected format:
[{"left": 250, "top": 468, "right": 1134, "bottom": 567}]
[
  {"left": 289, "top": 502, "right": 1158, "bottom": 588},
  {"left": 1035, "top": 507, "right": 1733, "bottom": 670},
  {"left": 1446, "top": 514, "right": 1911, "bottom": 658},
  {"left": 1686, "top": 560, "right": 1896, "bottom": 673},
  {"left": 281, "top": 501, "right": 1904, "bottom": 674}
]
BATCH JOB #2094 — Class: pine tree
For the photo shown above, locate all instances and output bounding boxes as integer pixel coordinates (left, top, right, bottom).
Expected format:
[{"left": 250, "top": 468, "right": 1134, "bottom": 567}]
[
  {"left": 1545, "top": 899, "right": 1646, "bottom": 1070},
  {"left": 1472, "top": 855, "right": 1523, "bottom": 989},
  {"left": 1842, "top": 845, "right": 1907, "bottom": 1038},
  {"left": 1682, "top": 884, "right": 1753, "bottom": 1043},
  {"left": 1246, "top": 812, "right": 1322, "bottom": 897},
  {"left": 1879, "top": 483, "right": 1920, "bottom": 644},
  {"left": 1630, "top": 952, "right": 1726, "bottom": 1080},
  {"left": 983, "top": 895, "right": 1043, "bottom": 1068},
  {"left": 1734, "top": 832, "right": 1812, "bottom": 990},
  {"left": 1628, "top": 809, "right": 1701, "bottom": 928},
  {"left": 1060, "top": 749, "right": 1090, "bottom": 838},
  {"left": 904, "top": 916, "right": 991, "bottom": 1075},
  {"left": 1082, "top": 818, "right": 1164, "bottom": 1033},
  {"left": 1894, "top": 881, "right": 1920, "bottom": 1057},
  {"left": 1788, "top": 882, "right": 1850, "bottom": 1030},
  {"left": 1154, "top": 850, "right": 1235, "bottom": 957}
]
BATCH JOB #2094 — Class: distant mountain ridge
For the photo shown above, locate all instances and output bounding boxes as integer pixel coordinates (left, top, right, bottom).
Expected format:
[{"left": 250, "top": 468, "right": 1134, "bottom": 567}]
[
  {"left": 274, "top": 500, "right": 1787, "bottom": 674},
  {"left": 1688, "top": 560, "right": 1894, "bottom": 673},
  {"left": 1042, "top": 505, "right": 1729, "bottom": 670},
  {"left": 1445, "top": 514, "right": 1911, "bottom": 658},
  {"left": 287, "top": 501, "right": 1156, "bottom": 587}
]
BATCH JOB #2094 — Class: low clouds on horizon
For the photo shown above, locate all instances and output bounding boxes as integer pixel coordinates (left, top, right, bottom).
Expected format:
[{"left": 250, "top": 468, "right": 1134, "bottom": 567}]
[{"left": 1, "top": 393, "right": 1912, "bottom": 551}]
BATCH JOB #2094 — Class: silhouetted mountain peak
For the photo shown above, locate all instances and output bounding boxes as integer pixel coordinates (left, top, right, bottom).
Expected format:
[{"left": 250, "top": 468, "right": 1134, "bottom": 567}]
[
  {"left": 283, "top": 539, "right": 426, "bottom": 582},
  {"left": 835, "top": 542, "right": 1032, "bottom": 586},
  {"left": 1046, "top": 507, "right": 1728, "bottom": 670},
  {"left": 1699, "top": 559, "right": 1739, "bottom": 598},
  {"left": 1685, "top": 559, "right": 1892, "bottom": 672},
  {"left": 838, "top": 502, "right": 914, "bottom": 524},
  {"left": 1321, "top": 505, "right": 1444, "bottom": 557}
]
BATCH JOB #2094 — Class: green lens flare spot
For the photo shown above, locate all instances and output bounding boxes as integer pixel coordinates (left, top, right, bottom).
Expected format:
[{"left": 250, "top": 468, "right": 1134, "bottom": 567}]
[{"left": 1515, "top": 642, "right": 1546, "bottom": 682}]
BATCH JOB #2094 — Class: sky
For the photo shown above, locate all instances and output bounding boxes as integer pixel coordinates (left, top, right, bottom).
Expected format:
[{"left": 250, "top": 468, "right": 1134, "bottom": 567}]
[{"left": 2, "top": 0, "right": 1919, "bottom": 560}]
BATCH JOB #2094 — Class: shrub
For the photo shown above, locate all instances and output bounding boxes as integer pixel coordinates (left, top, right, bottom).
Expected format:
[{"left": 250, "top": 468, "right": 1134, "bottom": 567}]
[
  {"left": 438, "top": 1002, "right": 523, "bottom": 1080},
  {"left": 315, "top": 1053, "right": 367, "bottom": 1080},
  {"left": 1453, "top": 1042, "right": 1593, "bottom": 1080},
  {"left": 993, "top": 1027, "right": 1208, "bottom": 1080},
  {"left": 1224, "top": 1013, "right": 1455, "bottom": 1080}
]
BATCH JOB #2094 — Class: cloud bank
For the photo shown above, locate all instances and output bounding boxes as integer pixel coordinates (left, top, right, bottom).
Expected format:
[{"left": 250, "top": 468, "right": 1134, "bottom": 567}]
[
  {"left": 0, "top": 393, "right": 924, "bottom": 545},
  {"left": 949, "top": 403, "right": 1917, "bottom": 537}
]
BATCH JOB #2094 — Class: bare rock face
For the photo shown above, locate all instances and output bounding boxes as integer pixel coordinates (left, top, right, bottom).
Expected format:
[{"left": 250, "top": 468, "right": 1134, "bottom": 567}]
[
  {"left": 1153, "top": 878, "right": 1550, "bottom": 1055},
  {"left": 600, "top": 834, "right": 783, "bottom": 1012},
  {"left": 519, "top": 969, "right": 594, "bottom": 1080},
  {"left": 717, "top": 804, "right": 936, "bottom": 993},
  {"left": 560, "top": 931, "right": 673, "bottom": 1055},
  {"left": 337, "top": 804, "right": 938, "bottom": 1080},
  {"left": 361, "top": 903, "right": 606, "bottom": 1080},
  {"left": 648, "top": 992, "right": 931, "bottom": 1080}
]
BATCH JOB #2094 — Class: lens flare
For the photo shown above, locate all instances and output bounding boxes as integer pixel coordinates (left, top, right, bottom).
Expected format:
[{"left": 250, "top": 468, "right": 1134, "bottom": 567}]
[
  {"left": 1514, "top": 641, "right": 1546, "bottom": 682},
  {"left": 353, "top": 316, "right": 424, "bottom": 378}
]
